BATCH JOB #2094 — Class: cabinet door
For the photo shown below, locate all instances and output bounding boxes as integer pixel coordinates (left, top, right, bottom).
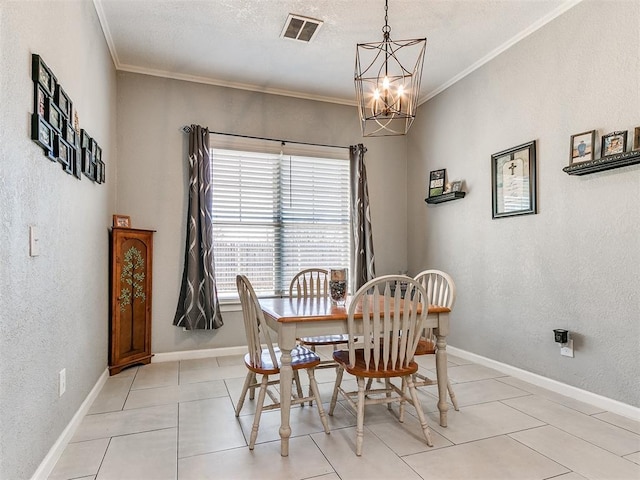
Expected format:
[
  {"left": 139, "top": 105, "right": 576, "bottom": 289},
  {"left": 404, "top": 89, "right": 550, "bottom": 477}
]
[{"left": 110, "top": 228, "right": 153, "bottom": 373}]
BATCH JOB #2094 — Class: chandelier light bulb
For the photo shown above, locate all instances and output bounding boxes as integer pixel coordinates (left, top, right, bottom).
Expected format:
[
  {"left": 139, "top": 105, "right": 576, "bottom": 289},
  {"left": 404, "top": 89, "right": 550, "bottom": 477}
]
[
  {"left": 397, "top": 85, "right": 404, "bottom": 96},
  {"left": 382, "top": 76, "right": 390, "bottom": 90}
]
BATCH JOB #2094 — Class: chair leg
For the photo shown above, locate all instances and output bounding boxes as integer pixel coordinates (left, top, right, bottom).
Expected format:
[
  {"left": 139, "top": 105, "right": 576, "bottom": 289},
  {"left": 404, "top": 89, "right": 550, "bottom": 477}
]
[
  {"left": 355, "top": 376, "right": 366, "bottom": 456},
  {"left": 398, "top": 377, "right": 406, "bottom": 422},
  {"left": 235, "top": 371, "right": 253, "bottom": 417},
  {"left": 385, "top": 378, "right": 393, "bottom": 411},
  {"left": 307, "top": 368, "right": 330, "bottom": 434},
  {"left": 249, "top": 372, "right": 257, "bottom": 400},
  {"left": 406, "top": 375, "right": 433, "bottom": 447},
  {"left": 249, "top": 374, "right": 269, "bottom": 450},
  {"left": 328, "top": 366, "right": 344, "bottom": 415},
  {"left": 447, "top": 380, "right": 459, "bottom": 411}
]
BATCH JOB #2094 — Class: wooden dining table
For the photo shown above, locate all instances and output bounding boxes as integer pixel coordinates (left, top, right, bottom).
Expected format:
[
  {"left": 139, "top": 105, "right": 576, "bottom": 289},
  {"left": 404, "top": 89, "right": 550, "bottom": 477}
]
[{"left": 259, "top": 295, "right": 451, "bottom": 457}]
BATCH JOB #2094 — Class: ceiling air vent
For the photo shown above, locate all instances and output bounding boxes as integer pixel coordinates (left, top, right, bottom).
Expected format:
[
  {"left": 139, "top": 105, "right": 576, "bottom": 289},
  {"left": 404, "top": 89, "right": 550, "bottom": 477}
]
[{"left": 280, "top": 14, "right": 323, "bottom": 43}]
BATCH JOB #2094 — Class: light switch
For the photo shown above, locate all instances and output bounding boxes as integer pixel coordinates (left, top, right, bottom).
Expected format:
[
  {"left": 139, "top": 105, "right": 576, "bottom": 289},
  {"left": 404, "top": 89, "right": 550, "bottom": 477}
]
[{"left": 29, "top": 225, "right": 39, "bottom": 257}]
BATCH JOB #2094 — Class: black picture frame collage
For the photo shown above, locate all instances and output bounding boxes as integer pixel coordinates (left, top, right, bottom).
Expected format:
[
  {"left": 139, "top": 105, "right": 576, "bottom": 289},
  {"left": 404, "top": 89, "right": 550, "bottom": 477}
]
[{"left": 31, "top": 54, "right": 104, "bottom": 184}]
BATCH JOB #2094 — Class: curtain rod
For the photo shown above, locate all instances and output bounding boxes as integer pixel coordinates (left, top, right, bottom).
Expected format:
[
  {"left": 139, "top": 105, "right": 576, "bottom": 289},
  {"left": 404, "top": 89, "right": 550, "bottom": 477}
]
[{"left": 181, "top": 125, "right": 350, "bottom": 150}]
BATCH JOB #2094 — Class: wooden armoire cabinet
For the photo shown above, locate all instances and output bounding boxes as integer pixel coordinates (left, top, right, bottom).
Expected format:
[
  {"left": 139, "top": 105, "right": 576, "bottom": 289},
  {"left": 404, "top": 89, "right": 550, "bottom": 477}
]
[{"left": 109, "top": 227, "right": 154, "bottom": 375}]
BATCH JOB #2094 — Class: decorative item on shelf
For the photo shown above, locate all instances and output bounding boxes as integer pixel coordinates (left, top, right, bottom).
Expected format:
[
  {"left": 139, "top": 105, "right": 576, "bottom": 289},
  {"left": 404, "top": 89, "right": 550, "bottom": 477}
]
[
  {"left": 633, "top": 127, "right": 640, "bottom": 151},
  {"left": 491, "top": 140, "right": 537, "bottom": 219},
  {"left": 113, "top": 214, "right": 131, "bottom": 228},
  {"left": 354, "top": 0, "right": 426, "bottom": 137},
  {"left": 329, "top": 268, "right": 347, "bottom": 306},
  {"left": 425, "top": 179, "right": 465, "bottom": 204},
  {"left": 569, "top": 130, "right": 595, "bottom": 165},
  {"left": 601, "top": 131, "right": 627, "bottom": 157},
  {"left": 428, "top": 169, "right": 446, "bottom": 197}
]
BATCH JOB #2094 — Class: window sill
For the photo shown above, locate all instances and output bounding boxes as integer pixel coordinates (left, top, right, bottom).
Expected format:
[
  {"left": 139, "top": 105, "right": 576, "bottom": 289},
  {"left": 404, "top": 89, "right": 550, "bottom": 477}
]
[{"left": 219, "top": 301, "right": 242, "bottom": 312}]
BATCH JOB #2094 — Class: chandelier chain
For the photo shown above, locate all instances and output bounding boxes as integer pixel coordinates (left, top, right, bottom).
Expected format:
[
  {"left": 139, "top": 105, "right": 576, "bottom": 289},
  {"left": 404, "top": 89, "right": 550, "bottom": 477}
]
[{"left": 382, "top": 0, "right": 390, "bottom": 37}]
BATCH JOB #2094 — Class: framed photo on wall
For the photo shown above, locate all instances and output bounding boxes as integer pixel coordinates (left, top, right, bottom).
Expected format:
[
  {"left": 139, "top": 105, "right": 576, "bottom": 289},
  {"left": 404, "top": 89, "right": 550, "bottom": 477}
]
[
  {"left": 31, "top": 54, "right": 56, "bottom": 96},
  {"left": 54, "top": 84, "right": 72, "bottom": 118},
  {"left": 601, "top": 131, "right": 627, "bottom": 157},
  {"left": 491, "top": 140, "right": 537, "bottom": 219},
  {"left": 428, "top": 169, "right": 446, "bottom": 197},
  {"left": 569, "top": 130, "right": 595, "bottom": 164},
  {"left": 31, "top": 113, "right": 55, "bottom": 160}
]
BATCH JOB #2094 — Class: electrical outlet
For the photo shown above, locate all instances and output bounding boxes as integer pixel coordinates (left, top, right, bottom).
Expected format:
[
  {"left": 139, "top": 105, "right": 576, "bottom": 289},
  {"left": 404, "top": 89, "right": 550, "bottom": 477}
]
[
  {"left": 59, "top": 368, "right": 66, "bottom": 397},
  {"left": 560, "top": 339, "right": 574, "bottom": 358}
]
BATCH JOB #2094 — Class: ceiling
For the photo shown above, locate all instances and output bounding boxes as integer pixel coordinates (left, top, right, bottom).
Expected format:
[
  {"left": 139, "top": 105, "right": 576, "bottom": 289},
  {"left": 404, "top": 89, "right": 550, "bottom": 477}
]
[{"left": 94, "top": 0, "right": 579, "bottom": 106}]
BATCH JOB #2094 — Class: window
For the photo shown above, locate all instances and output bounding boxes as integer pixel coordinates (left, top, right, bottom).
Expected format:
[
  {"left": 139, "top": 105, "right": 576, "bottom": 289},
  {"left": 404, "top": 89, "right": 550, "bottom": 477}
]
[{"left": 210, "top": 141, "right": 350, "bottom": 298}]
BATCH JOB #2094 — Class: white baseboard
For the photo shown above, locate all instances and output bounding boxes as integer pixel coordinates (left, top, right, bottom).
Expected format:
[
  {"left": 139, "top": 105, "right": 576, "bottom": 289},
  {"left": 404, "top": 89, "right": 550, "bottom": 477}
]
[
  {"left": 31, "top": 368, "right": 109, "bottom": 480},
  {"left": 152, "top": 345, "right": 247, "bottom": 363},
  {"left": 447, "top": 346, "right": 640, "bottom": 421}
]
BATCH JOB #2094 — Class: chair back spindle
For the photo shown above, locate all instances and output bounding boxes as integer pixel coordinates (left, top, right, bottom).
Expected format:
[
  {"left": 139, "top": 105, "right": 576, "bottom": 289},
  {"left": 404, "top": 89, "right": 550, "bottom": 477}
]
[
  {"left": 415, "top": 269, "right": 456, "bottom": 308},
  {"left": 289, "top": 268, "right": 329, "bottom": 298}
]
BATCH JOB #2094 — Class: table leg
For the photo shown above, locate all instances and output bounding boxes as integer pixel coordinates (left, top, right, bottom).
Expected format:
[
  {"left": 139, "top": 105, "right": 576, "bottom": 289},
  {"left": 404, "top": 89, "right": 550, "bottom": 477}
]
[
  {"left": 278, "top": 324, "right": 297, "bottom": 457},
  {"left": 435, "top": 311, "right": 450, "bottom": 427}
]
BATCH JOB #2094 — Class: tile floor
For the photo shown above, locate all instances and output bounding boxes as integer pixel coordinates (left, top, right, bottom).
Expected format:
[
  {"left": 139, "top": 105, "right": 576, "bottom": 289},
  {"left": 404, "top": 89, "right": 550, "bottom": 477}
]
[{"left": 49, "top": 350, "right": 640, "bottom": 480}]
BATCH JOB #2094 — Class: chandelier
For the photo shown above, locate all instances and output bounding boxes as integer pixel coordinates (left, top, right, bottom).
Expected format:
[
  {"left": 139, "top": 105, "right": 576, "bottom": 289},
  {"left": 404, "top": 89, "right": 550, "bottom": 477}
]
[{"left": 355, "top": 0, "right": 426, "bottom": 137}]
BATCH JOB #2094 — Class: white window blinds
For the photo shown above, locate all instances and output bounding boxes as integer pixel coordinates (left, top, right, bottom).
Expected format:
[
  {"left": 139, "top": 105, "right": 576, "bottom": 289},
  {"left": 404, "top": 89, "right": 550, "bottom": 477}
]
[{"left": 211, "top": 144, "right": 350, "bottom": 298}]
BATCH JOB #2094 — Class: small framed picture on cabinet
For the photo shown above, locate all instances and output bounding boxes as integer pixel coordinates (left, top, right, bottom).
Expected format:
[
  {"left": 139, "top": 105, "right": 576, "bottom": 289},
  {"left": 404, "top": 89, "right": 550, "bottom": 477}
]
[{"left": 113, "top": 214, "right": 131, "bottom": 228}]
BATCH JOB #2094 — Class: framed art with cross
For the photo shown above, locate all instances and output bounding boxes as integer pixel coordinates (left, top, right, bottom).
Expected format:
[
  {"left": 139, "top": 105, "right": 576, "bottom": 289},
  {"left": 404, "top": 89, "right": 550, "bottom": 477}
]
[{"left": 491, "top": 140, "right": 537, "bottom": 219}]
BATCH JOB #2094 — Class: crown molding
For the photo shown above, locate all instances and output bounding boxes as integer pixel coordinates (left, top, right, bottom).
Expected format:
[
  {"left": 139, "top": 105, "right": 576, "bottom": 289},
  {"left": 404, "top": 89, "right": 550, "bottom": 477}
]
[
  {"left": 93, "top": 0, "right": 119, "bottom": 68},
  {"left": 116, "top": 63, "right": 356, "bottom": 107}
]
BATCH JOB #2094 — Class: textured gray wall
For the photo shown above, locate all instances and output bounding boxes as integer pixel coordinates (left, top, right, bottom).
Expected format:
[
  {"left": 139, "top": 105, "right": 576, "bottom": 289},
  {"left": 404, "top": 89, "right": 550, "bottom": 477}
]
[
  {"left": 406, "top": 0, "right": 640, "bottom": 406},
  {"left": 115, "top": 73, "right": 409, "bottom": 354},
  {"left": 0, "top": 2, "right": 116, "bottom": 479}
]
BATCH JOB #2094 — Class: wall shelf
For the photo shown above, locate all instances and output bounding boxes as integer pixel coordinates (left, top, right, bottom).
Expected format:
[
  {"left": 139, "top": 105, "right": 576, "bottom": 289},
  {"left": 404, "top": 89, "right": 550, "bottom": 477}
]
[
  {"left": 563, "top": 150, "right": 640, "bottom": 175},
  {"left": 425, "top": 191, "right": 466, "bottom": 204}
]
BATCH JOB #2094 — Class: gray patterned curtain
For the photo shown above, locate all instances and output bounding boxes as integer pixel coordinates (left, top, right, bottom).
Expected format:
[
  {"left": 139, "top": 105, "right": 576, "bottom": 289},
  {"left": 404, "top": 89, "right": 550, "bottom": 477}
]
[
  {"left": 350, "top": 144, "right": 376, "bottom": 291},
  {"left": 173, "top": 125, "right": 224, "bottom": 330}
]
